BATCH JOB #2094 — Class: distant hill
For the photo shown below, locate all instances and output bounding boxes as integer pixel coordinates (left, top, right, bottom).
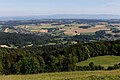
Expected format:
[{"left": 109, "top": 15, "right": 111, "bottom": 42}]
[{"left": 1, "top": 14, "right": 120, "bottom": 20}]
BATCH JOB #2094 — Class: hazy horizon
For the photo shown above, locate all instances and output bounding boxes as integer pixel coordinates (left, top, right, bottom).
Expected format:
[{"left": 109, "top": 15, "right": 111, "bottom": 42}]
[
  {"left": 1, "top": 14, "right": 120, "bottom": 17},
  {"left": 0, "top": 0, "right": 120, "bottom": 16}
]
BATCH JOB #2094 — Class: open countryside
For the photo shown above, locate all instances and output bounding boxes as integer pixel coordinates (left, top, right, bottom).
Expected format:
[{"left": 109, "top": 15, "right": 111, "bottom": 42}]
[{"left": 1, "top": 0, "right": 120, "bottom": 80}]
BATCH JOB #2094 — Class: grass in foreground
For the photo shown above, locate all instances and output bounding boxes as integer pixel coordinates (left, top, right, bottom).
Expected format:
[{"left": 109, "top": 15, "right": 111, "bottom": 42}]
[
  {"left": 76, "top": 55, "right": 120, "bottom": 68},
  {"left": 0, "top": 70, "right": 120, "bottom": 80}
]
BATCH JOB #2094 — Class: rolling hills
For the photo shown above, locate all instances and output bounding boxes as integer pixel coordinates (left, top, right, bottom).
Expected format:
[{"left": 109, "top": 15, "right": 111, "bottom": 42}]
[{"left": 1, "top": 14, "right": 120, "bottom": 20}]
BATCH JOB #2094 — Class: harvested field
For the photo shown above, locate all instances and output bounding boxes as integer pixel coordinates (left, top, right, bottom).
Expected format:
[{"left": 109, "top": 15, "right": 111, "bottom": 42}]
[{"left": 62, "top": 25, "right": 110, "bottom": 35}]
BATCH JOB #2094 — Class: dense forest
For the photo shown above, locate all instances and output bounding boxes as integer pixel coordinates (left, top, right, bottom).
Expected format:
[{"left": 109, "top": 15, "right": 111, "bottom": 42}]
[
  {"left": 0, "top": 40, "right": 120, "bottom": 74},
  {"left": 0, "top": 32, "right": 53, "bottom": 47}
]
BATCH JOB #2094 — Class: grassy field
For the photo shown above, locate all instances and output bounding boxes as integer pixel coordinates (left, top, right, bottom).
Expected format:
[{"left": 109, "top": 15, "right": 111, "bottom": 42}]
[
  {"left": 0, "top": 70, "right": 120, "bottom": 80},
  {"left": 76, "top": 55, "right": 120, "bottom": 68},
  {"left": 15, "top": 24, "right": 56, "bottom": 31}
]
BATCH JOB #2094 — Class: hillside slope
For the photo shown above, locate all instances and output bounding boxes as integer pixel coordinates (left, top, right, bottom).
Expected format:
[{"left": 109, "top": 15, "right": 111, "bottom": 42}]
[
  {"left": 76, "top": 55, "right": 120, "bottom": 68},
  {"left": 0, "top": 70, "right": 120, "bottom": 80}
]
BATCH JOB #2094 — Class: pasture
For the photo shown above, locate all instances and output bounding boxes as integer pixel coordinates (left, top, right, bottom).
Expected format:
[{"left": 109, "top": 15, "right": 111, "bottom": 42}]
[
  {"left": 76, "top": 55, "right": 120, "bottom": 69},
  {"left": 0, "top": 70, "right": 120, "bottom": 80}
]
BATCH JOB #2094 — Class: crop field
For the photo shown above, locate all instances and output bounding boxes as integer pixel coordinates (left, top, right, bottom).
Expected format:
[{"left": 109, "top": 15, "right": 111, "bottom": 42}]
[
  {"left": 62, "top": 25, "right": 110, "bottom": 35},
  {"left": 0, "top": 70, "right": 120, "bottom": 80},
  {"left": 15, "top": 24, "right": 115, "bottom": 36},
  {"left": 76, "top": 55, "right": 120, "bottom": 68},
  {"left": 15, "top": 24, "right": 56, "bottom": 30}
]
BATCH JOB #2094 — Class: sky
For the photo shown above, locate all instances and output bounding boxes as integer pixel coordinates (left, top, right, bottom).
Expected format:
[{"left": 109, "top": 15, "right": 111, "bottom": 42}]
[{"left": 0, "top": 0, "right": 120, "bottom": 16}]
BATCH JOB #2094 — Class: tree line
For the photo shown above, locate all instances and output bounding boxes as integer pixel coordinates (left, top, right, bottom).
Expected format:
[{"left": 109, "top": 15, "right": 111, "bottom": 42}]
[{"left": 0, "top": 40, "right": 120, "bottom": 74}]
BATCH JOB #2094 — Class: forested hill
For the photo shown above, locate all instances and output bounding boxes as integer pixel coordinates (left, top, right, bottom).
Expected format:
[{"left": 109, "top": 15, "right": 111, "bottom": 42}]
[{"left": 0, "top": 40, "right": 120, "bottom": 74}]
